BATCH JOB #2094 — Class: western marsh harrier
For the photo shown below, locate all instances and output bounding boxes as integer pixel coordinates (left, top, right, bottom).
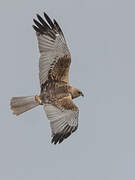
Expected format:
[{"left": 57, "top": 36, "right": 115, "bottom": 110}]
[{"left": 10, "top": 13, "right": 84, "bottom": 144}]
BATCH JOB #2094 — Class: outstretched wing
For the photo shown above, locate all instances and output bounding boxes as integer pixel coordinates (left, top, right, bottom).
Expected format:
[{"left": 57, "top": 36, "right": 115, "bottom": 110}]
[
  {"left": 44, "top": 96, "right": 79, "bottom": 144},
  {"left": 33, "top": 13, "right": 71, "bottom": 86}
]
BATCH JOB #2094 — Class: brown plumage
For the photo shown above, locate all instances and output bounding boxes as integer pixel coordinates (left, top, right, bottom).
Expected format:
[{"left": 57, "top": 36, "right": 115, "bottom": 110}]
[{"left": 10, "top": 12, "right": 84, "bottom": 144}]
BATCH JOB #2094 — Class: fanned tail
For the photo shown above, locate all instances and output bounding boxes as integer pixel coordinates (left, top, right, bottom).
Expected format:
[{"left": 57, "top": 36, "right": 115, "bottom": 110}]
[{"left": 10, "top": 95, "right": 40, "bottom": 116}]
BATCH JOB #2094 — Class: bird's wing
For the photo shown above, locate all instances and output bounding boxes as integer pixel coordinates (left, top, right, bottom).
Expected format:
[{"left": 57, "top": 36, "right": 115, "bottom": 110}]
[
  {"left": 33, "top": 13, "right": 71, "bottom": 86},
  {"left": 44, "top": 96, "right": 79, "bottom": 144}
]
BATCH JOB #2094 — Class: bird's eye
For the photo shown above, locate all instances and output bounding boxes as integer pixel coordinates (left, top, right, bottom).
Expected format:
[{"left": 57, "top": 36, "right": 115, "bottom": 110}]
[{"left": 79, "top": 91, "right": 84, "bottom": 97}]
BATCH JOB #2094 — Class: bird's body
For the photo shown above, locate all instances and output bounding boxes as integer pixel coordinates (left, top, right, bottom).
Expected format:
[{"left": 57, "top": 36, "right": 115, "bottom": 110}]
[
  {"left": 41, "top": 81, "right": 69, "bottom": 104},
  {"left": 10, "top": 13, "right": 84, "bottom": 144}
]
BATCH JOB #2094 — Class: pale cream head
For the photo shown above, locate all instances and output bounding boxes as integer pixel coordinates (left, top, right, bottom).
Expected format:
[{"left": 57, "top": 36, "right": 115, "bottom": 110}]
[{"left": 69, "top": 88, "right": 84, "bottom": 99}]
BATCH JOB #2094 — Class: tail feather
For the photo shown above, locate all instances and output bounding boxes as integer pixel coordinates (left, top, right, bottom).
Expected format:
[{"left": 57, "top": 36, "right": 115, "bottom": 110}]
[{"left": 10, "top": 96, "right": 39, "bottom": 116}]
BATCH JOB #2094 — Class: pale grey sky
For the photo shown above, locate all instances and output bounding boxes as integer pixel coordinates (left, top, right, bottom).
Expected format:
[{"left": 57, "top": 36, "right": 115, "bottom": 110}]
[{"left": 1, "top": 0, "right": 135, "bottom": 179}]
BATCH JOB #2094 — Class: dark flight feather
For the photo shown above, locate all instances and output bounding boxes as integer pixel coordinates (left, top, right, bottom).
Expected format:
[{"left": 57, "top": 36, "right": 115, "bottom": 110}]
[
  {"left": 33, "top": 19, "right": 44, "bottom": 31},
  {"left": 44, "top": 12, "right": 55, "bottom": 29},
  {"left": 36, "top": 14, "right": 50, "bottom": 30},
  {"left": 53, "top": 19, "right": 64, "bottom": 36},
  {"left": 32, "top": 25, "right": 40, "bottom": 33},
  {"left": 33, "top": 12, "right": 65, "bottom": 41},
  {"left": 51, "top": 125, "right": 77, "bottom": 144}
]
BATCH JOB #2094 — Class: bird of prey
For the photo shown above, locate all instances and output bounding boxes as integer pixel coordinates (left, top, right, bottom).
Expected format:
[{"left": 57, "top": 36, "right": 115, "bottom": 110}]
[{"left": 10, "top": 12, "right": 84, "bottom": 144}]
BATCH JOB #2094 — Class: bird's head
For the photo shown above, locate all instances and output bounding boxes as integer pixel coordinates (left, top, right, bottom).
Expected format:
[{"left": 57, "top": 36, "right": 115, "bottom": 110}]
[{"left": 71, "top": 88, "right": 84, "bottom": 99}]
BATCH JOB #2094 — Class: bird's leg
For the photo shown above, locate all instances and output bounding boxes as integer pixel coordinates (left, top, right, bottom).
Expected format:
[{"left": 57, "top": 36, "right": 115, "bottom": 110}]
[{"left": 35, "top": 95, "right": 43, "bottom": 105}]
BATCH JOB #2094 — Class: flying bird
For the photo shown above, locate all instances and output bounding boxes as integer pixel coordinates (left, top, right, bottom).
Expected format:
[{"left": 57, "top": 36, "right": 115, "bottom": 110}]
[{"left": 10, "top": 13, "right": 84, "bottom": 144}]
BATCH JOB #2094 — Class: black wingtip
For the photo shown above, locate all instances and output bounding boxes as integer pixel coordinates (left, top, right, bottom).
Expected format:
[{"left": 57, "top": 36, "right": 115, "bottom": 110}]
[
  {"left": 44, "top": 12, "right": 49, "bottom": 19},
  {"left": 32, "top": 12, "right": 64, "bottom": 39},
  {"left": 36, "top": 14, "right": 44, "bottom": 23},
  {"left": 53, "top": 19, "right": 64, "bottom": 36},
  {"left": 36, "top": 13, "right": 40, "bottom": 18},
  {"left": 51, "top": 132, "right": 72, "bottom": 145},
  {"left": 44, "top": 12, "right": 55, "bottom": 29},
  {"left": 33, "top": 18, "right": 36, "bottom": 24},
  {"left": 32, "top": 25, "right": 39, "bottom": 32},
  {"left": 51, "top": 134, "right": 61, "bottom": 144}
]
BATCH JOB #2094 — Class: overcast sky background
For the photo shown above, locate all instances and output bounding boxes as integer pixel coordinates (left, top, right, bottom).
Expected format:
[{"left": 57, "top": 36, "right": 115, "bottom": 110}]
[{"left": 0, "top": 0, "right": 135, "bottom": 179}]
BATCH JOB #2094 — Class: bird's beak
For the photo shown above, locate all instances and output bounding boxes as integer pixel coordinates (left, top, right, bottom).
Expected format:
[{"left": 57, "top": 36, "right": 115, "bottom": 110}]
[{"left": 81, "top": 92, "right": 84, "bottom": 97}]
